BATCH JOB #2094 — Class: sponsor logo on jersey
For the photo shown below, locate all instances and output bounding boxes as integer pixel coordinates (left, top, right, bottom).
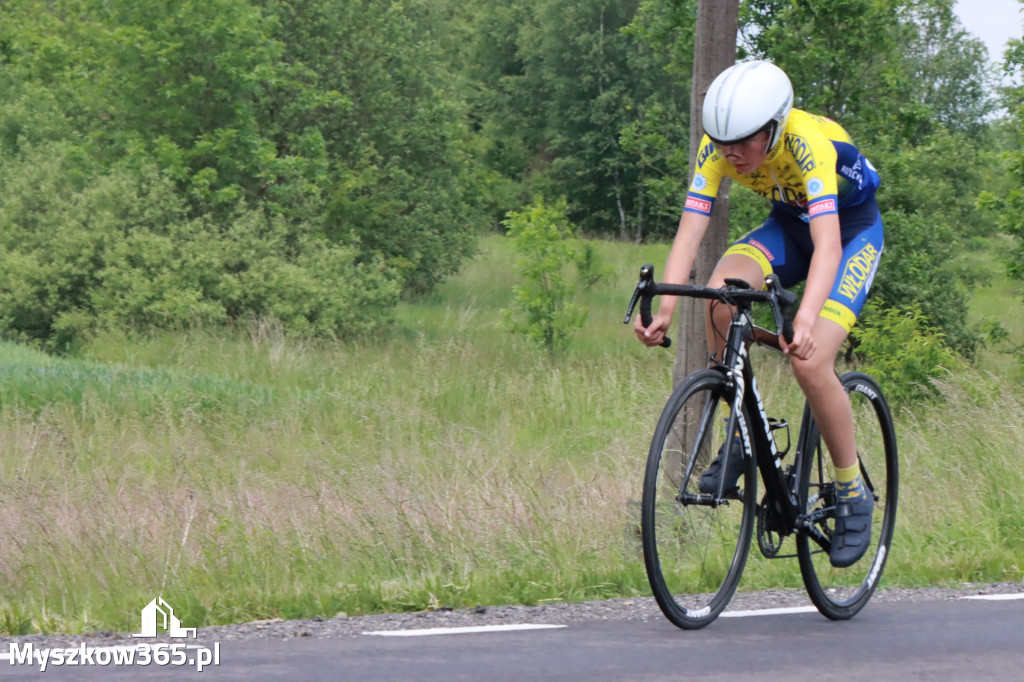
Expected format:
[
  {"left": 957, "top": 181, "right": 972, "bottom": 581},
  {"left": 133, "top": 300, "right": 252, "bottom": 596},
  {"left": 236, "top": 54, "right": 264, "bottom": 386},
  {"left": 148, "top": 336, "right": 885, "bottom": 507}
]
[
  {"left": 685, "top": 196, "right": 713, "bottom": 214},
  {"left": 806, "top": 177, "right": 824, "bottom": 196},
  {"left": 784, "top": 134, "right": 815, "bottom": 173},
  {"left": 808, "top": 198, "right": 836, "bottom": 216},
  {"left": 837, "top": 243, "right": 880, "bottom": 300},
  {"left": 841, "top": 165, "right": 863, "bottom": 184},
  {"left": 762, "top": 185, "right": 808, "bottom": 207},
  {"left": 748, "top": 239, "right": 775, "bottom": 262},
  {"left": 692, "top": 173, "right": 708, "bottom": 191},
  {"left": 841, "top": 157, "right": 865, "bottom": 187},
  {"left": 697, "top": 141, "right": 716, "bottom": 167}
]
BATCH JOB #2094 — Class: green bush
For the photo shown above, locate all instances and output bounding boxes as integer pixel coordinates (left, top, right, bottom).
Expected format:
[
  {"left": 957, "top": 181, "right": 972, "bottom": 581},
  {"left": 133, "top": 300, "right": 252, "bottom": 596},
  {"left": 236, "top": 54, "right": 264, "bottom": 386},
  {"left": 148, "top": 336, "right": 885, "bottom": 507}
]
[
  {"left": 0, "top": 0, "right": 477, "bottom": 349},
  {"left": 0, "top": 146, "right": 400, "bottom": 349},
  {"left": 502, "top": 199, "right": 591, "bottom": 357},
  {"left": 859, "top": 129, "right": 992, "bottom": 359},
  {"left": 851, "top": 300, "right": 961, "bottom": 407}
]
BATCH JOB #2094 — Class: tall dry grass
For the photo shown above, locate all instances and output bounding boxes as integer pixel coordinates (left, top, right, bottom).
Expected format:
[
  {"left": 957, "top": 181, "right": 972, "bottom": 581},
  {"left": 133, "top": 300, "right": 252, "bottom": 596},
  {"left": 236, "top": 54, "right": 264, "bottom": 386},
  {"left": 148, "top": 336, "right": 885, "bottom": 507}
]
[{"left": 0, "top": 235, "right": 1021, "bottom": 634}]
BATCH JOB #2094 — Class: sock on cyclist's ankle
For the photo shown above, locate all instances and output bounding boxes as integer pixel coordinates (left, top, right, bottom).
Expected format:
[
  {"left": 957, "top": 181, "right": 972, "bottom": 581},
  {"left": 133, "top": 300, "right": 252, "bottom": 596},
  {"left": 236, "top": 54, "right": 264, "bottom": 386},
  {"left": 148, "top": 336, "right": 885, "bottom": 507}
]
[
  {"left": 835, "top": 463, "right": 859, "bottom": 484},
  {"left": 835, "top": 464, "right": 868, "bottom": 501}
]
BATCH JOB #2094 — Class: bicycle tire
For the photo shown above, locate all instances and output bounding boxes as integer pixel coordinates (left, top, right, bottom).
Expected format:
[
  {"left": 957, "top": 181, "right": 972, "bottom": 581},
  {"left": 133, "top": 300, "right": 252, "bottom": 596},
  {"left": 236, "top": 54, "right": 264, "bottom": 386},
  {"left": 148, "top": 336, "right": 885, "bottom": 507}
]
[
  {"left": 641, "top": 368, "right": 757, "bottom": 629},
  {"left": 796, "top": 371, "right": 898, "bottom": 619}
]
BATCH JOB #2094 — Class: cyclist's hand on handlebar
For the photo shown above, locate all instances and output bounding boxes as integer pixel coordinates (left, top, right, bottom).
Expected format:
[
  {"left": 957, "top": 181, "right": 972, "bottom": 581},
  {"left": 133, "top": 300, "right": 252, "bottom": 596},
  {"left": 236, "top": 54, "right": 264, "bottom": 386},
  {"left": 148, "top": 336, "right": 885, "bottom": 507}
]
[
  {"left": 779, "top": 314, "right": 817, "bottom": 360},
  {"left": 634, "top": 312, "right": 672, "bottom": 347}
]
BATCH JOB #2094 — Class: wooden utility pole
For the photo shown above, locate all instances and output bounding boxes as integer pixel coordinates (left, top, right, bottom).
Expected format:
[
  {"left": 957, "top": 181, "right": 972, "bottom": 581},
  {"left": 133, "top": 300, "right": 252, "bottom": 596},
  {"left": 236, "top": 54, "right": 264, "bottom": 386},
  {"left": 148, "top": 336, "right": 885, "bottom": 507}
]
[{"left": 672, "top": 0, "right": 740, "bottom": 387}]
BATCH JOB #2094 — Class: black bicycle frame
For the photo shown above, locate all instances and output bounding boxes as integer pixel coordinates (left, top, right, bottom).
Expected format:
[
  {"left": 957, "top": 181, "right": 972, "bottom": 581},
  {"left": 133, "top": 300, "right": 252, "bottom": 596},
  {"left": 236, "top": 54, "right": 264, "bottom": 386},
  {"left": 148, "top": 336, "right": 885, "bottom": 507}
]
[
  {"left": 718, "top": 298, "right": 831, "bottom": 550},
  {"left": 626, "top": 263, "right": 831, "bottom": 547}
]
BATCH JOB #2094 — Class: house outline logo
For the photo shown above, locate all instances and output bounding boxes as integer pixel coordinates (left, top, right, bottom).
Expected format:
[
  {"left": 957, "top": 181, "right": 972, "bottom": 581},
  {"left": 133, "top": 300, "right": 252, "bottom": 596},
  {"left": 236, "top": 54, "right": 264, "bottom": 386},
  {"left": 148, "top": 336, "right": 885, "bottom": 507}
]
[{"left": 131, "top": 597, "right": 197, "bottom": 638}]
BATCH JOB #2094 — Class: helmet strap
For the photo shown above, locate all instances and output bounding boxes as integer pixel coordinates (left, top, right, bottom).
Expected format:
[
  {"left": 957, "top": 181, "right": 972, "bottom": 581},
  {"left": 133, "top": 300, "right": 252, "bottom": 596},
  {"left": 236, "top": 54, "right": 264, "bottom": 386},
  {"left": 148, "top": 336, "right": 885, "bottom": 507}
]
[{"left": 762, "top": 121, "right": 779, "bottom": 154}]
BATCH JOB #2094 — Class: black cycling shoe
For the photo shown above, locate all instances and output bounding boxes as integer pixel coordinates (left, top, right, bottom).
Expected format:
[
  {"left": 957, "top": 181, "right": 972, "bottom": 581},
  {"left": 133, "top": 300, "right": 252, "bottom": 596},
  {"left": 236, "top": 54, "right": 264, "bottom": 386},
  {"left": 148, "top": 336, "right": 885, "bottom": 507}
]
[
  {"left": 829, "top": 495, "right": 874, "bottom": 568},
  {"left": 698, "top": 436, "right": 745, "bottom": 494}
]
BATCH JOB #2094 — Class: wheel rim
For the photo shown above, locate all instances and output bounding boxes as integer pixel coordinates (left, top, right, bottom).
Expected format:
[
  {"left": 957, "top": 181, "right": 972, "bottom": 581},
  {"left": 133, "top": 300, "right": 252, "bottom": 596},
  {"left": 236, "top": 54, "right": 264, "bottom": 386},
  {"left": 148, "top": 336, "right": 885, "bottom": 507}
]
[
  {"left": 797, "top": 373, "right": 897, "bottom": 616},
  {"left": 642, "top": 372, "right": 756, "bottom": 627}
]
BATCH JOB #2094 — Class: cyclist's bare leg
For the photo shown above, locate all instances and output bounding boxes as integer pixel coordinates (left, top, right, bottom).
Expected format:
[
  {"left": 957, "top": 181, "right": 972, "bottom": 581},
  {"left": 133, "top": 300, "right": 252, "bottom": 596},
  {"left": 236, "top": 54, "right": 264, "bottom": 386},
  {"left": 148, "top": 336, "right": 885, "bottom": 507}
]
[
  {"left": 705, "top": 254, "right": 765, "bottom": 361},
  {"left": 796, "top": 318, "right": 872, "bottom": 569},
  {"left": 789, "top": 318, "right": 858, "bottom": 470},
  {"left": 705, "top": 255, "right": 858, "bottom": 471}
]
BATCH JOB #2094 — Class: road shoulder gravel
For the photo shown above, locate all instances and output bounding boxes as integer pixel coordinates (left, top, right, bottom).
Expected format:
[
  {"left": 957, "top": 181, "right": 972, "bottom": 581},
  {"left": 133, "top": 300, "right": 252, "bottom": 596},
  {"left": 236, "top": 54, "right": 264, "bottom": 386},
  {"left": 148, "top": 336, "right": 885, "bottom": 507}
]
[{"left": 2, "top": 581, "right": 1021, "bottom": 648}]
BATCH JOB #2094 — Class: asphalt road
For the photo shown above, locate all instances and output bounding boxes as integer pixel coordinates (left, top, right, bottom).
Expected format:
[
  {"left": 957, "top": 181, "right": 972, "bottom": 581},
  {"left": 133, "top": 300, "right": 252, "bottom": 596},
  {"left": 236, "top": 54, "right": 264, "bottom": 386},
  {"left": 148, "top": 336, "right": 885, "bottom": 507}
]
[{"left": 2, "top": 595, "right": 1021, "bottom": 681}]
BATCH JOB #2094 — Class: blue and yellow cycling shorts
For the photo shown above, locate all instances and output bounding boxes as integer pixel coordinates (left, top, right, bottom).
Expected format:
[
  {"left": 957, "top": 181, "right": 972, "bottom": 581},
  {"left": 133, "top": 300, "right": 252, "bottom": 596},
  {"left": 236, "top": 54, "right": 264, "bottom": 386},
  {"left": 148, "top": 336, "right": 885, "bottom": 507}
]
[{"left": 723, "top": 198, "right": 883, "bottom": 332}]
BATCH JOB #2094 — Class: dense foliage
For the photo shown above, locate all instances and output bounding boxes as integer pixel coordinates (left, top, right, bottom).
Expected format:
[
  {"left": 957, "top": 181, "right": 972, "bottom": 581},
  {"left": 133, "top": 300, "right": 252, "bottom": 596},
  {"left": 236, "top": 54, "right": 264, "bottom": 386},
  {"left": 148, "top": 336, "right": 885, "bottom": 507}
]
[
  {"left": 454, "top": 0, "right": 1006, "bottom": 363},
  {"left": 0, "top": 0, "right": 474, "bottom": 348},
  {"left": 738, "top": 0, "right": 997, "bottom": 359},
  {"left": 456, "top": 0, "right": 693, "bottom": 240},
  {"left": 991, "top": 2, "right": 1024, "bottom": 362},
  {"left": 0, "top": 0, "right": 1018, "bottom": 360}
]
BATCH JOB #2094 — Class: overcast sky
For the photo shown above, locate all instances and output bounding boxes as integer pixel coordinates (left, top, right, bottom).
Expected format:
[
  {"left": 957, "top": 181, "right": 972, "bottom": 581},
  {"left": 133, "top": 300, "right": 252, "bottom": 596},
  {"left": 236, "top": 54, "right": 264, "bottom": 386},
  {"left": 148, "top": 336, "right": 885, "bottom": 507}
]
[{"left": 954, "top": 0, "right": 1022, "bottom": 63}]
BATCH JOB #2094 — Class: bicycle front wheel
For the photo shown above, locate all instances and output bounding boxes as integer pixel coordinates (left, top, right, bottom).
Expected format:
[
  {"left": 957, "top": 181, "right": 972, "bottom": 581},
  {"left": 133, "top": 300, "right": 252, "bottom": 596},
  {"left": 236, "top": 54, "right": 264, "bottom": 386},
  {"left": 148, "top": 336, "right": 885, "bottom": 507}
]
[
  {"left": 641, "top": 369, "right": 756, "bottom": 630},
  {"left": 797, "top": 371, "right": 898, "bottom": 619}
]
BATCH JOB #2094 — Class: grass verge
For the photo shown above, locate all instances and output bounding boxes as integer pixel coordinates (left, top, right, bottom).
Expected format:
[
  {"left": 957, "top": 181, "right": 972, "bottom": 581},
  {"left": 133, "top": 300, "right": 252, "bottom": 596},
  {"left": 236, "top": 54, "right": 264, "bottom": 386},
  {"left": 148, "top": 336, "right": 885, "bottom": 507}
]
[{"left": 0, "top": 235, "right": 1021, "bottom": 634}]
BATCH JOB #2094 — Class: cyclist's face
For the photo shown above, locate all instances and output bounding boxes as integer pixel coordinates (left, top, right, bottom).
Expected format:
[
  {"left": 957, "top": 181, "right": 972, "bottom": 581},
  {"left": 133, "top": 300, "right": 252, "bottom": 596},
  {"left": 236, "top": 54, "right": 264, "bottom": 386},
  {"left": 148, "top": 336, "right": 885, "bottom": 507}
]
[{"left": 716, "top": 130, "right": 771, "bottom": 174}]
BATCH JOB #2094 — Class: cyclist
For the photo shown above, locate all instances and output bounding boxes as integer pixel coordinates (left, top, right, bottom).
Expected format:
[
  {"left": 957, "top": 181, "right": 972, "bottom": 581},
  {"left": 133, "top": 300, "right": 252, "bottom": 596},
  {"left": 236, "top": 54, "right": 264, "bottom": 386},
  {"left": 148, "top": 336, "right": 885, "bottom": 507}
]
[{"left": 634, "top": 60, "right": 883, "bottom": 568}]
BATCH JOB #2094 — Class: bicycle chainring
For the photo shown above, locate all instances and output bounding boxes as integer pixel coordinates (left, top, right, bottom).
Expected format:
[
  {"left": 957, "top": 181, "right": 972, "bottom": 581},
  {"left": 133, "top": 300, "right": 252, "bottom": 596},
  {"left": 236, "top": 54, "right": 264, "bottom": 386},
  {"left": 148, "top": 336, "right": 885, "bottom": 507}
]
[{"left": 756, "top": 499, "right": 788, "bottom": 558}]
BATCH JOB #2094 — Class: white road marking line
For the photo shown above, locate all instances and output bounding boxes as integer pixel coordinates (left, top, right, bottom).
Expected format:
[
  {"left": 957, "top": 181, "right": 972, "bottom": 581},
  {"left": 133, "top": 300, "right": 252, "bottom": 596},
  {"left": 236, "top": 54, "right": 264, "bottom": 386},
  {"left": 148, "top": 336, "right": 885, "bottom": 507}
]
[
  {"left": 9, "top": 595, "right": 1019, "bottom": 648},
  {"left": 362, "top": 624, "right": 567, "bottom": 637},
  {"left": 721, "top": 606, "right": 818, "bottom": 618},
  {"left": 363, "top": 595, "right": 1023, "bottom": 636}
]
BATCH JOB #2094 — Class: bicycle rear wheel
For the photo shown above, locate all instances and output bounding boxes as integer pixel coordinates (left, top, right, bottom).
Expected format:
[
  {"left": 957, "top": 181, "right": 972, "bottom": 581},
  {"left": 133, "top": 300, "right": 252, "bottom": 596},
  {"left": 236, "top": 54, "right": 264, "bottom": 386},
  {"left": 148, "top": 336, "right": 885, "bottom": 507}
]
[
  {"left": 796, "top": 371, "right": 898, "bottom": 619},
  {"left": 641, "top": 368, "right": 756, "bottom": 630}
]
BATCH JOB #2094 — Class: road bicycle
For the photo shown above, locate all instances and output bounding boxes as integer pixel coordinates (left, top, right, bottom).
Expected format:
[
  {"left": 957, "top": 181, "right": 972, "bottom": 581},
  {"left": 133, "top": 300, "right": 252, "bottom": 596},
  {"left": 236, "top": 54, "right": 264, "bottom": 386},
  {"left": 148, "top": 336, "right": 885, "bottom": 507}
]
[{"left": 624, "top": 264, "right": 898, "bottom": 629}]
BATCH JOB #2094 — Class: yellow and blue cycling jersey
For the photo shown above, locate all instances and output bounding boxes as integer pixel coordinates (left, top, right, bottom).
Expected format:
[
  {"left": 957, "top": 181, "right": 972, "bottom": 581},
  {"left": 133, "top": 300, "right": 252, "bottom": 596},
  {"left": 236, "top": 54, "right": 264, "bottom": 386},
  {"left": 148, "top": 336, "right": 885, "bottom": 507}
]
[
  {"left": 729, "top": 207, "right": 883, "bottom": 332},
  {"left": 684, "top": 109, "right": 880, "bottom": 222},
  {"left": 685, "top": 109, "right": 884, "bottom": 333}
]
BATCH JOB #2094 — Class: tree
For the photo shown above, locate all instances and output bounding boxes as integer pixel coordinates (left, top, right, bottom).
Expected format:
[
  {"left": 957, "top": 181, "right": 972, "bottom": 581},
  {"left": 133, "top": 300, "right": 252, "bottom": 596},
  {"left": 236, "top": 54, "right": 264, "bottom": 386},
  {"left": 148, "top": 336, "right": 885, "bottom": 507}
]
[
  {"left": 262, "top": 0, "right": 479, "bottom": 294},
  {"left": 741, "top": 0, "right": 912, "bottom": 138},
  {"left": 741, "top": 0, "right": 992, "bottom": 144},
  {"left": 526, "top": 0, "right": 655, "bottom": 237},
  {"left": 993, "top": 10, "right": 1024, "bottom": 337},
  {"left": 0, "top": 0, "right": 480, "bottom": 347},
  {"left": 620, "top": 0, "right": 698, "bottom": 241},
  {"left": 465, "top": 0, "right": 690, "bottom": 240},
  {"left": 897, "top": 0, "right": 995, "bottom": 137},
  {"left": 738, "top": 0, "right": 995, "bottom": 357},
  {"left": 673, "top": 0, "right": 739, "bottom": 386}
]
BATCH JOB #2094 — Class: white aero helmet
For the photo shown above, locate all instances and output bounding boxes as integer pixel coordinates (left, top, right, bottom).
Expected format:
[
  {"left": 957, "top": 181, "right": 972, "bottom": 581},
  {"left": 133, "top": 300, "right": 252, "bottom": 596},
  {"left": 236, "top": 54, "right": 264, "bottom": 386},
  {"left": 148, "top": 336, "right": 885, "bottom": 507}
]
[{"left": 702, "top": 60, "right": 793, "bottom": 154}]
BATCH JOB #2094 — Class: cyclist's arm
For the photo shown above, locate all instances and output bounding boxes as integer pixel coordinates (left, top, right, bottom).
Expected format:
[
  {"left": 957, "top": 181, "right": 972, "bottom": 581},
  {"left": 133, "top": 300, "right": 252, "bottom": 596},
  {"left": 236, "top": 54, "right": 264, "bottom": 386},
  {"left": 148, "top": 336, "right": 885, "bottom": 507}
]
[
  {"left": 783, "top": 212, "right": 842, "bottom": 359},
  {"left": 635, "top": 210, "right": 711, "bottom": 345}
]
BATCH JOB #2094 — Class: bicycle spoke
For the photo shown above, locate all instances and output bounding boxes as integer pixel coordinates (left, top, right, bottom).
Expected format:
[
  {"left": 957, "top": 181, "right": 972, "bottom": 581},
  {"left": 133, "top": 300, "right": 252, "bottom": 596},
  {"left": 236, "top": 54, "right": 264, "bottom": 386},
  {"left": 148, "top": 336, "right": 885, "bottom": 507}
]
[
  {"left": 641, "top": 369, "right": 756, "bottom": 630},
  {"left": 796, "top": 372, "right": 898, "bottom": 619}
]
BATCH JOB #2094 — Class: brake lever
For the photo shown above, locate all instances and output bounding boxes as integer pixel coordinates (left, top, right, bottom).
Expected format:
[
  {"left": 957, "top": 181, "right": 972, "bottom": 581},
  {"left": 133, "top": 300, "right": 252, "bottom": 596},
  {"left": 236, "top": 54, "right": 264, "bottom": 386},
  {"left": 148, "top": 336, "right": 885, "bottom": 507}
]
[
  {"left": 623, "top": 283, "right": 642, "bottom": 325},
  {"left": 624, "top": 264, "right": 672, "bottom": 348},
  {"left": 765, "top": 273, "right": 797, "bottom": 344},
  {"left": 623, "top": 264, "right": 654, "bottom": 324}
]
